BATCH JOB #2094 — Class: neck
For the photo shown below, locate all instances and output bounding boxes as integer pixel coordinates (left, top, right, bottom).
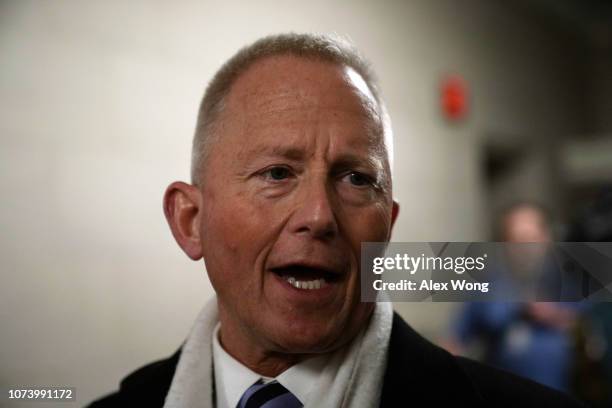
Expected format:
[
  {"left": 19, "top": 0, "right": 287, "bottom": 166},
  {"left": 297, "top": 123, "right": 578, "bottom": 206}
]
[
  {"left": 216, "top": 309, "right": 313, "bottom": 377},
  {"left": 217, "top": 326, "right": 310, "bottom": 377}
]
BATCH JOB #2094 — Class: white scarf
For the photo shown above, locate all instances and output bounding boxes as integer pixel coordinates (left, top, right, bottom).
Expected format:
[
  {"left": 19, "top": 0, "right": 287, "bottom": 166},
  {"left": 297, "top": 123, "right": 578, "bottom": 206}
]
[{"left": 163, "top": 297, "right": 393, "bottom": 408}]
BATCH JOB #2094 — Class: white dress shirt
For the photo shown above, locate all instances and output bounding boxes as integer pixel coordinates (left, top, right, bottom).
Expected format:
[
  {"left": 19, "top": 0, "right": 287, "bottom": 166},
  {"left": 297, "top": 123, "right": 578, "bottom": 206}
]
[{"left": 212, "top": 324, "right": 330, "bottom": 408}]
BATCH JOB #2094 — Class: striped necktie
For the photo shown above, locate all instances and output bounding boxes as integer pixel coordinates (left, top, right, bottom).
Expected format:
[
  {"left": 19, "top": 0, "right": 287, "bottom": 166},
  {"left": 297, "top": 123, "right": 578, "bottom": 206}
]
[{"left": 236, "top": 380, "right": 303, "bottom": 408}]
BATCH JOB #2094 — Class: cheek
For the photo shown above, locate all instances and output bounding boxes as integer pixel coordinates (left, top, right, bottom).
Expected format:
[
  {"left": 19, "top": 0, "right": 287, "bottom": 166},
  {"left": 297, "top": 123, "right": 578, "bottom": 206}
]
[
  {"left": 344, "top": 203, "right": 392, "bottom": 245},
  {"left": 199, "top": 188, "right": 286, "bottom": 288},
  {"left": 199, "top": 195, "right": 248, "bottom": 290},
  {"left": 201, "top": 188, "right": 259, "bottom": 251}
]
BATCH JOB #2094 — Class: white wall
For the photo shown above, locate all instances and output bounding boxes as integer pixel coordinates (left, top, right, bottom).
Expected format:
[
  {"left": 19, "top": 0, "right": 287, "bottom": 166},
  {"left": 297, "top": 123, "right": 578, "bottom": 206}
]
[{"left": 0, "top": 0, "right": 584, "bottom": 405}]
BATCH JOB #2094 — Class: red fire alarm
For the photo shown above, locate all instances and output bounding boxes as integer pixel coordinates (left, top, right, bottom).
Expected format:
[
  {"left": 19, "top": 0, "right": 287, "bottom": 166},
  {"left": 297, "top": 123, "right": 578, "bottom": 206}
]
[{"left": 441, "top": 75, "right": 468, "bottom": 121}]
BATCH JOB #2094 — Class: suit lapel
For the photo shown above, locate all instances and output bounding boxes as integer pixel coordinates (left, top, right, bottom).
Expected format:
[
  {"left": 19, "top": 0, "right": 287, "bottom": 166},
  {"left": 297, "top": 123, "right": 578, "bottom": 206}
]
[{"left": 379, "top": 313, "right": 484, "bottom": 406}]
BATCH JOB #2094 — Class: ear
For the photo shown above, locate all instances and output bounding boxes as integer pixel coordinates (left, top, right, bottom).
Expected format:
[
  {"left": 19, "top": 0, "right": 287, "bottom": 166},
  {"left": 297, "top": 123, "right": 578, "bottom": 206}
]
[
  {"left": 390, "top": 199, "right": 400, "bottom": 232},
  {"left": 163, "top": 181, "right": 203, "bottom": 260}
]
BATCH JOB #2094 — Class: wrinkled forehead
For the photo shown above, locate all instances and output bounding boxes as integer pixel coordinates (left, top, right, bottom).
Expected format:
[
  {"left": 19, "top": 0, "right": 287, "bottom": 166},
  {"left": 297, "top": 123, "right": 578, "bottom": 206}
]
[{"left": 221, "top": 54, "right": 385, "bottom": 143}]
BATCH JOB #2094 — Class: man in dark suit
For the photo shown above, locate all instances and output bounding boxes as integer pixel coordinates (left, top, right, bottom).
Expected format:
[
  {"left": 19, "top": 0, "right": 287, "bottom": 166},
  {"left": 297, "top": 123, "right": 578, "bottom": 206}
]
[{"left": 90, "top": 33, "right": 583, "bottom": 407}]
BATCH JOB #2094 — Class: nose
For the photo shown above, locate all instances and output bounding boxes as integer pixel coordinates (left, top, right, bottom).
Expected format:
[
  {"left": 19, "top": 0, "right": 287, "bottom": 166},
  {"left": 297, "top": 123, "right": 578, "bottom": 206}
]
[{"left": 286, "top": 178, "right": 339, "bottom": 241}]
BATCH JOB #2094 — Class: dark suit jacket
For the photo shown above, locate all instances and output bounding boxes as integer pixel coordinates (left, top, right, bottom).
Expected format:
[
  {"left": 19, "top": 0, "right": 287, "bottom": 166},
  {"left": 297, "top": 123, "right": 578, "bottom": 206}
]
[{"left": 89, "top": 313, "right": 584, "bottom": 407}]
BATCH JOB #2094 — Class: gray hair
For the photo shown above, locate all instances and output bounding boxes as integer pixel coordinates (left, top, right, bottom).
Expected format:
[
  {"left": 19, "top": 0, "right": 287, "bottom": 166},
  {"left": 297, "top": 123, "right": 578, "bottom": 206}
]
[{"left": 190, "top": 32, "right": 393, "bottom": 185}]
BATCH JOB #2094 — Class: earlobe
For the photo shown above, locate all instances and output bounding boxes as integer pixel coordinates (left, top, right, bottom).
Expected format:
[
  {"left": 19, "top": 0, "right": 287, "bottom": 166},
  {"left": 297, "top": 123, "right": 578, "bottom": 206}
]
[{"left": 163, "top": 181, "right": 204, "bottom": 260}]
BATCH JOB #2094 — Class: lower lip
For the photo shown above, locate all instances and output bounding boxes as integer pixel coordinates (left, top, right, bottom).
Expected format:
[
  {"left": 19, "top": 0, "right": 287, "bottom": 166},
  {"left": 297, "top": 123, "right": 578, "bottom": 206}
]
[{"left": 270, "top": 271, "right": 341, "bottom": 303}]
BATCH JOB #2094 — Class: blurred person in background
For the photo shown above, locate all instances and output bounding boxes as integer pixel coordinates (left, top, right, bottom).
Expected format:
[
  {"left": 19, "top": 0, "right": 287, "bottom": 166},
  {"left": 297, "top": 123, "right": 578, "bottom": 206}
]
[
  {"left": 446, "top": 203, "right": 581, "bottom": 392},
  {"left": 567, "top": 187, "right": 612, "bottom": 407}
]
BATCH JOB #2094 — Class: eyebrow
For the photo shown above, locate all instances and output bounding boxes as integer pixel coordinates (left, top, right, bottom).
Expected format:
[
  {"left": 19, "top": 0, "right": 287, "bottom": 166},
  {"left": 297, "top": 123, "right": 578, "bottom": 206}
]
[
  {"left": 332, "top": 153, "right": 381, "bottom": 171},
  {"left": 248, "top": 144, "right": 383, "bottom": 172}
]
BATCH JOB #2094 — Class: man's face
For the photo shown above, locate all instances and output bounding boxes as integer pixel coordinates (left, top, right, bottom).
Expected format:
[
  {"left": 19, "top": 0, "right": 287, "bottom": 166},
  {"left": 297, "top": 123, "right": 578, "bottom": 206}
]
[
  {"left": 504, "top": 207, "right": 550, "bottom": 243},
  {"left": 198, "top": 55, "right": 397, "bottom": 356}
]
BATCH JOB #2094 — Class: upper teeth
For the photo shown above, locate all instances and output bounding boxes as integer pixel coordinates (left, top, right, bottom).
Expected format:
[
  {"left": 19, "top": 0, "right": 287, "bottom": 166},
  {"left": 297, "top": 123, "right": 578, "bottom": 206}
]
[{"left": 286, "top": 276, "right": 326, "bottom": 290}]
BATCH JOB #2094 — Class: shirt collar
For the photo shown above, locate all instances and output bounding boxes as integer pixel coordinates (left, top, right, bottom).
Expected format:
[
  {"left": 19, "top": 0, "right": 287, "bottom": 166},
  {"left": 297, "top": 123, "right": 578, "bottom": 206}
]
[
  {"left": 212, "top": 324, "right": 261, "bottom": 408},
  {"left": 277, "top": 352, "right": 328, "bottom": 404},
  {"left": 212, "top": 323, "right": 330, "bottom": 408}
]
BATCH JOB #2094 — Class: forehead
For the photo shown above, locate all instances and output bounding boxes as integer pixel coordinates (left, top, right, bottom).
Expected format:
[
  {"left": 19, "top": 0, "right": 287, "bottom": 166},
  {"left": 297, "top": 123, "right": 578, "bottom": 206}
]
[
  {"left": 229, "top": 54, "right": 377, "bottom": 109},
  {"left": 217, "top": 55, "right": 383, "bottom": 145},
  {"left": 504, "top": 207, "right": 547, "bottom": 233}
]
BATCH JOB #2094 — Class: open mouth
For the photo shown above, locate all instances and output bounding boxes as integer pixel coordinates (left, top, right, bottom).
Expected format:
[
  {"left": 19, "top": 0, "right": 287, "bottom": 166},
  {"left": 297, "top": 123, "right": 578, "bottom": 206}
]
[{"left": 270, "top": 264, "right": 343, "bottom": 290}]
